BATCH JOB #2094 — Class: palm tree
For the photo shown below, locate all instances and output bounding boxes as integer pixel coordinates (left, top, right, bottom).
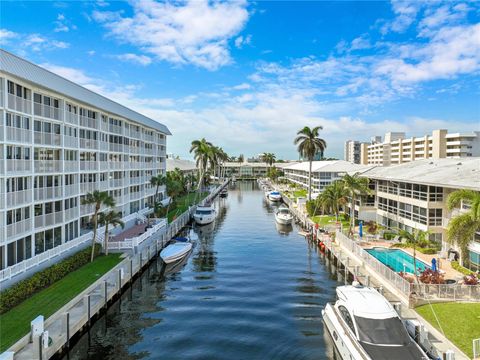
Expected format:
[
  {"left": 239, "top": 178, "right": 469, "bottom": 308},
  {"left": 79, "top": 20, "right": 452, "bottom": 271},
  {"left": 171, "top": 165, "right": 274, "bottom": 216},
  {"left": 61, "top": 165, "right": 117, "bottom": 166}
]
[
  {"left": 81, "top": 191, "right": 115, "bottom": 262},
  {"left": 342, "top": 173, "right": 371, "bottom": 235},
  {"left": 447, "top": 189, "right": 480, "bottom": 264},
  {"left": 238, "top": 154, "right": 244, "bottom": 163},
  {"left": 190, "top": 138, "right": 213, "bottom": 190},
  {"left": 150, "top": 174, "right": 166, "bottom": 202},
  {"left": 318, "top": 181, "right": 348, "bottom": 221},
  {"left": 397, "top": 229, "right": 429, "bottom": 282},
  {"left": 293, "top": 126, "right": 327, "bottom": 201},
  {"left": 98, "top": 211, "right": 125, "bottom": 256},
  {"left": 261, "top": 152, "right": 276, "bottom": 167}
]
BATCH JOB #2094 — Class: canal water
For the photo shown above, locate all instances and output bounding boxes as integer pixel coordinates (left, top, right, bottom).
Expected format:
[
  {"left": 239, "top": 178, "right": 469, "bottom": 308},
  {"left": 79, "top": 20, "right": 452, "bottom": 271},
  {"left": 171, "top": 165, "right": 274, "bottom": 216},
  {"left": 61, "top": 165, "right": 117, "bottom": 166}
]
[{"left": 64, "top": 182, "right": 340, "bottom": 360}]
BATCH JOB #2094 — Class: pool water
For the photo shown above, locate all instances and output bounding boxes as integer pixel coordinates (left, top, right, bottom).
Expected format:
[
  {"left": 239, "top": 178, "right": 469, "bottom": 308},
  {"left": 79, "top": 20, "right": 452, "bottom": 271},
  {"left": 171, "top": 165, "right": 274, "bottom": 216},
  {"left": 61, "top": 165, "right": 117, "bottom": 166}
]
[{"left": 365, "top": 247, "right": 430, "bottom": 274}]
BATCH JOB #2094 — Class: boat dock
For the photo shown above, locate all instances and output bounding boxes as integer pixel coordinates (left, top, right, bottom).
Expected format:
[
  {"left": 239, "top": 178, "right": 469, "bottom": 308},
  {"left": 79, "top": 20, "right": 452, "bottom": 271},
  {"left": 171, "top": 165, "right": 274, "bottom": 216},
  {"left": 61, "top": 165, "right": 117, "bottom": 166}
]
[{"left": 3, "top": 180, "right": 230, "bottom": 360}]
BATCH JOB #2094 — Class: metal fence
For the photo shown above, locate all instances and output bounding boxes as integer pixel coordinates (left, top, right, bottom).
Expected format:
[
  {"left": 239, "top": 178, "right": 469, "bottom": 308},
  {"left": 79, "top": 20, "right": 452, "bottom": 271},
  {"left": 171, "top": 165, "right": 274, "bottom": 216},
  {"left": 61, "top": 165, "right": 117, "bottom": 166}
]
[{"left": 473, "top": 338, "right": 480, "bottom": 359}]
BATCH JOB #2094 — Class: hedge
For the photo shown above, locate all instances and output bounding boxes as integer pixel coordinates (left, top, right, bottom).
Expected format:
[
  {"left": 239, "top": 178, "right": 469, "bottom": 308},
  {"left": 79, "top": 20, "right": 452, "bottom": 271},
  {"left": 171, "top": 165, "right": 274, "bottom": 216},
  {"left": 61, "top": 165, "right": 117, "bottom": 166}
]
[
  {"left": 451, "top": 261, "right": 475, "bottom": 275},
  {"left": 0, "top": 245, "right": 100, "bottom": 314},
  {"left": 391, "top": 243, "right": 438, "bottom": 255}
]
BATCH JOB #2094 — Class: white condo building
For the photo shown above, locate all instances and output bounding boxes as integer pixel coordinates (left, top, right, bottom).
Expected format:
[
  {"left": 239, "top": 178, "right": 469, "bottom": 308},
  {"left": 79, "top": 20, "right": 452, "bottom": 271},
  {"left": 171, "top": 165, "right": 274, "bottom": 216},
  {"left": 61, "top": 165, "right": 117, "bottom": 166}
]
[
  {"left": 344, "top": 140, "right": 369, "bottom": 164},
  {"left": 0, "top": 50, "right": 170, "bottom": 275}
]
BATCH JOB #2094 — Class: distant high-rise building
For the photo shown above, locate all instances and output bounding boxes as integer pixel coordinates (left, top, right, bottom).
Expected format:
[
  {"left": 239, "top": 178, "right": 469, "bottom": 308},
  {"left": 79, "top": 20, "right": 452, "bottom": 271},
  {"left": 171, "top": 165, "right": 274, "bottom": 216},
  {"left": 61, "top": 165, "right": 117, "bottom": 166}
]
[
  {"left": 344, "top": 140, "right": 368, "bottom": 164},
  {"left": 359, "top": 129, "right": 480, "bottom": 166}
]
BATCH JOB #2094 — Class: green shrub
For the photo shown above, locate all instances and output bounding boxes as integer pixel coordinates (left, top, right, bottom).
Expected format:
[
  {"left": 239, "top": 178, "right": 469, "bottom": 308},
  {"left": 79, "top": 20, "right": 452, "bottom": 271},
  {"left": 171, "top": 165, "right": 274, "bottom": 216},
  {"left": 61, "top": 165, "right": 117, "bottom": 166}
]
[
  {"left": 383, "top": 232, "right": 397, "bottom": 240},
  {"left": 306, "top": 200, "right": 322, "bottom": 216},
  {"left": 417, "top": 248, "right": 438, "bottom": 255},
  {"left": 0, "top": 245, "right": 100, "bottom": 314},
  {"left": 451, "top": 261, "right": 475, "bottom": 275}
]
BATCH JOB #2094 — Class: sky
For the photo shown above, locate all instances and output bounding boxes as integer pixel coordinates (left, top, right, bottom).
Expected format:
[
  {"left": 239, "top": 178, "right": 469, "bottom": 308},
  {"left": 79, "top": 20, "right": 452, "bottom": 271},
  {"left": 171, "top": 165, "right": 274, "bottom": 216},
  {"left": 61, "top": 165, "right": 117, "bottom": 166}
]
[{"left": 1, "top": 0, "right": 479, "bottom": 160}]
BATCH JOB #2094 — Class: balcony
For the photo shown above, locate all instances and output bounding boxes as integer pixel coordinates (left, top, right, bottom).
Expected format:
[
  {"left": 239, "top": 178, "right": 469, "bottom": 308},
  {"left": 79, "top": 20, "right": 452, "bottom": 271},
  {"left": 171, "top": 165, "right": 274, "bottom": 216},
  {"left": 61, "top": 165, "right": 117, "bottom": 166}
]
[
  {"left": 7, "top": 190, "right": 32, "bottom": 207},
  {"left": 64, "top": 161, "right": 79, "bottom": 172},
  {"left": 109, "top": 162, "right": 123, "bottom": 170},
  {"left": 80, "top": 203, "right": 95, "bottom": 216},
  {"left": 7, "top": 94, "right": 32, "bottom": 114},
  {"left": 80, "top": 138, "right": 98, "bottom": 149},
  {"left": 64, "top": 184, "right": 79, "bottom": 197},
  {"left": 130, "top": 192, "right": 142, "bottom": 201},
  {"left": 80, "top": 182, "right": 96, "bottom": 194},
  {"left": 79, "top": 116, "right": 98, "bottom": 129},
  {"left": 99, "top": 142, "right": 109, "bottom": 151},
  {"left": 34, "top": 187, "right": 62, "bottom": 202},
  {"left": 6, "top": 127, "right": 32, "bottom": 143},
  {"left": 6, "top": 218, "right": 32, "bottom": 239},
  {"left": 64, "top": 135, "right": 78, "bottom": 148},
  {"left": 34, "top": 160, "right": 62, "bottom": 173},
  {"left": 34, "top": 212, "right": 63, "bottom": 228},
  {"left": 65, "top": 111, "right": 78, "bottom": 125},
  {"left": 109, "top": 178, "right": 124, "bottom": 188},
  {"left": 97, "top": 180, "right": 109, "bottom": 190},
  {"left": 109, "top": 124, "right": 123, "bottom": 135},
  {"left": 33, "top": 103, "right": 62, "bottom": 120},
  {"left": 80, "top": 161, "right": 98, "bottom": 171},
  {"left": 64, "top": 207, "right": 79, "bottom": 222},
  {"left": 129, "top": 176, "right": 144, "bottom": 185},
  {"left": 34, "top": 132, "right": 62, "bottom": 146},
  {"left": 109, "top": 143, "right": 123, "bottom": 153},
  {"left": 6, "top": 159, "right": 32, "bottom": 173}
]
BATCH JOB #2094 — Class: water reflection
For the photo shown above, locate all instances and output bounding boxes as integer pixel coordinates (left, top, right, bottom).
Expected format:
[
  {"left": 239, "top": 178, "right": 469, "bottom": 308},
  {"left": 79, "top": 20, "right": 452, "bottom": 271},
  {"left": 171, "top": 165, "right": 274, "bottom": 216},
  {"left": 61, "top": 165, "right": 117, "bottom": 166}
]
[{"left": 275, "top": 222, "right": 293, "bottom": 235}]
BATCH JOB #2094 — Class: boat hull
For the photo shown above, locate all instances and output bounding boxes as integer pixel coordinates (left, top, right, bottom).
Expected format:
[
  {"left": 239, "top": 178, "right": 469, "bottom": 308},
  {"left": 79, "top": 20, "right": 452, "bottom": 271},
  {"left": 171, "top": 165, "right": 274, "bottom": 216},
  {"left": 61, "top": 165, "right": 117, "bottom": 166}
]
[
  {"left": 275, "top": 214, "right": 293, "bottom": 225},
  {"left": 268, "top": 194, "right": 282, "bottom": 202},
  {"left": 193, "top": 213, "right": 216, "bottom": 225},
  {"left": 160, "top": 243, "right": 193, "bottom": 264}
]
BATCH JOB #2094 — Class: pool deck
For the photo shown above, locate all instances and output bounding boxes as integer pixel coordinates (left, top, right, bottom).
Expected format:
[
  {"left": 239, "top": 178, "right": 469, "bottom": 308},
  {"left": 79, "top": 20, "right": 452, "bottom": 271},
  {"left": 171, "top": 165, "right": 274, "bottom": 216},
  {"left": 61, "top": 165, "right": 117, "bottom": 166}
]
[{"left": 358, "top": 241, "right": 463, "bottom": 280}]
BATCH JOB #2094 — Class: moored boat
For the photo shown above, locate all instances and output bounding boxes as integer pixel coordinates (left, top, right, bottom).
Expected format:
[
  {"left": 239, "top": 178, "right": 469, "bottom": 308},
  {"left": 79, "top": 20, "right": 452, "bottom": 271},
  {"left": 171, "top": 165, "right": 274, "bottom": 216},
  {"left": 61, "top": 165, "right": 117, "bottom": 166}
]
[
  {"left": 322, "top": 284, "right": 429, "bottom": 360},
  {"left": 275, "top": 206, "right": 293, "bottom": 225},
  {"left": 268, "top": 191, "right": 282, "bottom": 202},
  {"left": 160, "top": 237, "right": 193, "bottom": 264},
  {"left": 193, "top": 204, "right": 216, "bottom": 225}
]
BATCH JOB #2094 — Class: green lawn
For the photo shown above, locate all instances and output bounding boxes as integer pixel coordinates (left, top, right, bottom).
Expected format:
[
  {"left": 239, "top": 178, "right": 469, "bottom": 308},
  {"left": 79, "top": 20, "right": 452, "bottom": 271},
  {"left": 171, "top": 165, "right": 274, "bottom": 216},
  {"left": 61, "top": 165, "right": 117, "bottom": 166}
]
[
  {"left": 416, "top": 302, "right": 480, "bottom": 358},
  {"left": 167, "top": 191, "right": 208, "bottom": 222},
  {"left": 0, "top": 253, "right": 122, "bottom": 352},
  {"left": 293, "top": 189, "right": 307, "bottom": 198},
  {"left": 312, "top": 214, "right": 350, "bottom": 229}
]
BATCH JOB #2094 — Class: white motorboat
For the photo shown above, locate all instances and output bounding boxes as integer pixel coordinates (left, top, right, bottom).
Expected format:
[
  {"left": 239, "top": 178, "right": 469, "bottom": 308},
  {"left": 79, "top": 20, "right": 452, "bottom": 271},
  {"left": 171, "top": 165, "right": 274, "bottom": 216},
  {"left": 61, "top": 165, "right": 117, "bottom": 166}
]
[
  {"left": 193, "top": 204, "right": 216, "bottom": 225},
  {"left": 160, "top": 238, "right": 192, "bottom": 264},
  {"left": 322, "top": 284, "right": 429, "bottom": 360},
  {"left": 275, "top": 206, "right": 293, "bottom": 225},
  {"left": 268, "top": 191, "right": 282, "bottom": 202}
]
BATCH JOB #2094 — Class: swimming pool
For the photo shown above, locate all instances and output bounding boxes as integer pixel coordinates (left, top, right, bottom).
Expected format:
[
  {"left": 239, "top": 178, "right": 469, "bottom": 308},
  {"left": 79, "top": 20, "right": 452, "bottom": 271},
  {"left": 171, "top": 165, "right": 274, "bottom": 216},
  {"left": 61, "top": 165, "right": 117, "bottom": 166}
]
[{"left": 365, "top": 247, "right": 430, "bottom": 274}]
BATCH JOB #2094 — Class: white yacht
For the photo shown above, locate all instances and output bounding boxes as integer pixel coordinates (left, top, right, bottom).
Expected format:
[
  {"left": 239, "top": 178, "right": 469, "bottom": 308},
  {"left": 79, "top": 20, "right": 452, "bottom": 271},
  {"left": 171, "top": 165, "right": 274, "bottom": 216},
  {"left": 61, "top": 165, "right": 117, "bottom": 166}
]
[
  {"left": 268, "top": 191, "right": 282, "bottom": 202},
  {"left": 275, "top": 206, "right": 293, "bottom": 225},
  {"left": 160, "top": 238, "right": 192, "bottom": 264},
  {"left": 193, "top": 204, "right": 216, "bottom": 225},
  {"left": 322, "top": 285, "right": 429, "bottom": 360}
]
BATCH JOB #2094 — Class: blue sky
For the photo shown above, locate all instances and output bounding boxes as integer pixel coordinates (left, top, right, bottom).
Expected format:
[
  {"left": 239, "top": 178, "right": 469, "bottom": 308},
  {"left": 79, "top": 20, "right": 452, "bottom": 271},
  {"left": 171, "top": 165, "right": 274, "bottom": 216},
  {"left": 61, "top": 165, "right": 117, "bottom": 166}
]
[{"left": 1, "top": 0, "right": 479, "bottom": 159}]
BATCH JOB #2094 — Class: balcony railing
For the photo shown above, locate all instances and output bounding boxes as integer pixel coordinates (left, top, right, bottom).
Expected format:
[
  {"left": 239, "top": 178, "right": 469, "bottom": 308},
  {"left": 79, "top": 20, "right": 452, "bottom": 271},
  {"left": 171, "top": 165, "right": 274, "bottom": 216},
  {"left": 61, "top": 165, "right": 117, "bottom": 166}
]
[
  {"left": 34, "top": 132, "right": 62, "bottom": 146},
  {"left": 79, "top": 116, "right": 98, "bottom": 129},
  {"left": 109, "top": 162, "right": 123, "bottom": 170},
  {"left": 80, "top": 182, "right": 97, "bottom": 194},
  {"left": 33, "top": 103, "right": 62, "bottom": 120},
  {"left": 109, "top": 178, "right": 124, "bottom": 188},
  {"left": 109, "top": 143, "right": 123, "bottom": 153},
  {"left": 6, "top": 159, "right": 32, "bottom": 173},
  {"left": 64, "top": 135, "right": 78, "bottom": 148},
  {"left": 65, "top": 111, "right": 78, "bottom": 125},
  {"left": 34, "top": 160, "right": 62, "bottom": 173},
  {"left": 64, "top": 184, "right": 79, "bottom": 197},
  {"left": 64, "top": 161, "right": 78, "bottom": 172},
  {"left": 6, "top": 218, "right": 32, "bottom": 239},
  {"left": 34, "top": 187, "right": 62, "bottom": 202},
  {"left": 64, "top": 207, "right": 79, "bottom": 222},
  {"left": 80, "top": 138, "right": 98, "bottom": 149},
  {"left": 7, "top": 94, "right": 32, "bottom": 114},
  {"left": 6, "top": 127, "right": 32, "bottom": 143},
  {"left": 80, "top": 161, "right": 98, "bottom": 171},
  {"left": 7, "top": 190, "right": 32, "bottom": 207},
  {"left": 34, "top": 212, "right": 63, "bottom": 228}
]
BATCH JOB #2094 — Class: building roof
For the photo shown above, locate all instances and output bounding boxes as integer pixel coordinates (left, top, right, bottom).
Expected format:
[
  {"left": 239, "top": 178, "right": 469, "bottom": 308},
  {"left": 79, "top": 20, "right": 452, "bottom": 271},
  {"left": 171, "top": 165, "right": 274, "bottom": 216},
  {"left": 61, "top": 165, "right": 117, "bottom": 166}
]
[
  {"left": 360, "top": 158, "right": 480, "bottom": 191},
  {"left": 0, "top": 49, "right": 171, "bottom": 135},
  {"left": 223, "top": 161, "right": 296, "bottom": 167},
  {"left": 283, "top": 160, "right": 374, "bottom": 174},
  {"left": 166, "top": 158, "right": 196, "bottom": 172}
]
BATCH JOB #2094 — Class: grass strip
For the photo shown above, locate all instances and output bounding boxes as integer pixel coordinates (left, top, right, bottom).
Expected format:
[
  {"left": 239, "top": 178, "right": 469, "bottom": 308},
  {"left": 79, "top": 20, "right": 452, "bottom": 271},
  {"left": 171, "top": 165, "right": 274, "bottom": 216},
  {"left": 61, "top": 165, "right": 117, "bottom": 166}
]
[{"left": 0, "top": 253, "right": 122, "bottom": 351}]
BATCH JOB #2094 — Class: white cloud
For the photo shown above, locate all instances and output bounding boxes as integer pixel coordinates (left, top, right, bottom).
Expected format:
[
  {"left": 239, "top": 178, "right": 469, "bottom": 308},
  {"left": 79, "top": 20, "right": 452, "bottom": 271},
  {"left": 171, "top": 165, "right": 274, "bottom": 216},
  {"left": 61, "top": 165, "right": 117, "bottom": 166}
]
[
  {"left": 1, "top": 28, "right": 69, "bottom": 54},
  {"left": 54, "top": 13, "right": 76, "bottom": 32},
  {"left": 93, "top": 0, "right": 250, "bottom": 70},
  {"left": 0, "top": 28, "right": 18, "bottom": 41},
  {"left": 234, "top": 34, "right": 252, "bottom": 48},
  {"left": 232, "top": 83, "right": 251, "bottom": 90},
  {"left": 115, "top": 53, "right": 152, "bottom": 66},
  {"left": 381, "top": 0, "right": 424, "bottom": 34}
]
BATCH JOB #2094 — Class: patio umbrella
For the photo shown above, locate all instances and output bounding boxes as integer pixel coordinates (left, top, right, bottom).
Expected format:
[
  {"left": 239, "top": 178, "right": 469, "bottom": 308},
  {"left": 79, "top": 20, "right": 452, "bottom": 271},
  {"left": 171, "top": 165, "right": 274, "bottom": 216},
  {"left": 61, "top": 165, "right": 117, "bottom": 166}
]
[
  {"left": 431, "top": 258, "right": 437, "bottom": 272},
  {"left": 359, "top": 220, "right": 363, "bottom": 239}
]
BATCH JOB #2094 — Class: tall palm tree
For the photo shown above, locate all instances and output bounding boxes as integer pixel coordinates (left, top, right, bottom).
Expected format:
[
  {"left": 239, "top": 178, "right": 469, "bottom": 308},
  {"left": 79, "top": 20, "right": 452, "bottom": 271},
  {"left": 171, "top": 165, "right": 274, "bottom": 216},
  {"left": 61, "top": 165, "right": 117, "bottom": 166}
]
[
  {"left": 190, "top": 138, "right": 213, "bottom": 190},
  {"left": 216, "top": 147, "right": 229, "bottom": 180},
  {"left": 150, "top": 174, "right": 166, "bottom": 202},
  {"left": 238, "top": 154, "right": 244, "bottom": 163},
  {"left": 447, "top": 189, "right": 480, "bottom": 264},
  {"left": 81, "top": 191, "right": 115, "bottom": 262},
  {"left": 318, "top": 181, "right": 348, "bottom": 221},
  {"left": 261, "top": 152, "right": 276, "bottom": 167},
  {"left": 98, "top": 211, "right": 125, "bottom": 256},
  {"left": 342, "top": 173, "right": 371, "bottom": 235},
  {"left": 293, "top": 126, "right": 327, "bottom": 201}
]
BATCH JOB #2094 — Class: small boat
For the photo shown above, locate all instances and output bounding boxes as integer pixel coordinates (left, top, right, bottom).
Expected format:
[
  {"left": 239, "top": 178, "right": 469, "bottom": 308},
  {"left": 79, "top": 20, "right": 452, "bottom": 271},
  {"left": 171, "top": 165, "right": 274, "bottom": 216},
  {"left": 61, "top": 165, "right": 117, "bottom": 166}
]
[
  {"left": 219, "top": 188, "right": 228, "bottom": 198},
  {"left": 322, "top": 284, "right": 429, "bottom": 360},
  {"left": 160, "top": 237, "right": 192, "bottom": 264},
  {"left": 193, "top": 204, "right": 216, "bottom": 225},
  {"left": 275, "top": 206, "right": 293, "bottom": 225},
  {"left": 268, "top": 191, "right": 282, "bottom": 202}
]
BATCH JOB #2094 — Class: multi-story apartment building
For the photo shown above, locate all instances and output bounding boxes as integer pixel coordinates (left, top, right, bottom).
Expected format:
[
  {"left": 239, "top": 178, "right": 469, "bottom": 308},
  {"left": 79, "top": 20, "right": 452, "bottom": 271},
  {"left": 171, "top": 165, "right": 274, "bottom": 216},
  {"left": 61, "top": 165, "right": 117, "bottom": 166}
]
[
  {"left": 344, "top": 140, "right": 369, "bottom": 164},
  {"left": 283, "top": 160, "right": 372, "bottom": 195},
  {"left": 0, "top": 50, "right": 170, "bottom": 272},
  {"left": 361, "top": 130, "right": 480, "bottom": 166},
  {"left": 360, "top": 158, "right": 480, "bottom": 270}
]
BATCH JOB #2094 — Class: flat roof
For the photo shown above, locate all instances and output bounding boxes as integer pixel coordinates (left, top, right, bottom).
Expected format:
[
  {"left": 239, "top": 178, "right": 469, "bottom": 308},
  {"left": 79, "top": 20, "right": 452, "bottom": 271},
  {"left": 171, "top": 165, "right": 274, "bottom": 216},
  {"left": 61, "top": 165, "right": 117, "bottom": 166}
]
[
  {"left": 166, "top": 158, "right": 196, "bottom": 172},
  {"left": 360, "top": 158, "right": 480, "bottom": 191},
  {"left": 0, "top": 49, "right": 171, "bottom": 135},
  {"left": 283, "top": 160, "right": 374, "bottom": 174}
]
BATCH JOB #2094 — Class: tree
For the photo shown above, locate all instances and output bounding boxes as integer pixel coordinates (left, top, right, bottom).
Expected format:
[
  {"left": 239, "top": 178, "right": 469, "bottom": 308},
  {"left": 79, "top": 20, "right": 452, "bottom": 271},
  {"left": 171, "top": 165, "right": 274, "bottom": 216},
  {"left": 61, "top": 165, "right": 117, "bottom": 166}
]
[
  {"left": 293, "top": 126, "right": 327, "bottom": 201},
  {"left": 98, "top": 211, "right": 125, "bottom": 256},
  {"left": 261, "top": 152, "right": 276, "bottom": 167},
  {"left": 238, "top": 154, "right": 244, "bottom": 163},
  {"left": 81, "top": 191, "right": 115, "bottom": 262},
  {"left": 342, "top": 173, "right": 371, "bottom": 235},
  {"left": 150, "top": 174, "right": 166, "bottom": 202},
  {"left": 318, "top": 181, "right": 348, "bottom": 221},
  {"left": 266, "top": 166, "right": 279, "bottom": 181},
  {"left": 398, "top": 229, "right": 429, "bottom": 282},
  {"left": 190, "top": 138, "right": 213, "bottom": 190},
  {"left": 446, "top": 189, "right": 480, "bottom": 264}
]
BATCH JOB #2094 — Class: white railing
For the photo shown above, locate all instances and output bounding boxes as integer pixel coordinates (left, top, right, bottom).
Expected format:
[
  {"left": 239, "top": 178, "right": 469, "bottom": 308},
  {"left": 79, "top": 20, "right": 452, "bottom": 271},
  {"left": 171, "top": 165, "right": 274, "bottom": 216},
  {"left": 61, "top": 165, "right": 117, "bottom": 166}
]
[
  {"left": 64, "top": 161, "right": 78, "bottom": 172},
  {"left": 79, "top": 116, "right": 97, "bottom": 129},
  {"left": 34, "top": 212, "right": 63, "bottom": 228},
  {"left": 108, "top": 218, "right": 167, "bottom": 250},
  {"left": 6, "top": 127, "right": 32, "bottom": 143},
  {"left": 34, "top": 187, "right": 62, "bottom": 202},
  {"left": 7, "top": 93, "right": 32, "bottom": 114},
  {"left": 6, "top": 159, "right": 31, "bottom": 173},
  {"left": 7, "top": 190, "right": 32, "bottom": 207},
  {"left": 63, "top": 135, "right": 78, "bottom": 148},
  {"left": 34, "top": 160, "right": 62, "bottom": 173},
  {"left": 33, "top": 103, "right": 62, "bottom": 120},
  {"left": 34, "top": 132, "right": 61, "bottom": 146},
  {"left": 64, "top": 184, "right": 79, "bottom": 197},
  {"left": 80, "top": 138, "right": 98, "bottom": 149},
  {"left": 64, "top": 207, "right": 79, "bottom": 222},
  {"left": 80, "top": 161, "right": 98, "bottom": 171},
  {"left": 0, "top": 232, "right": 92, "bottom": 283},
  {"left": 6, "top": 218, "right": 32, "bottom": 239},
  {"left": 65, "top": 111, "right": 78, "bottom": 125},
  {"left": 109, "top": 162, "right": 123, "bottom": 170},
  {"left": 109, "top": 143, "right": 123, "bottom": 152},
  {"left": 109, "top": 178, "right": 124, "bottom": 188}
]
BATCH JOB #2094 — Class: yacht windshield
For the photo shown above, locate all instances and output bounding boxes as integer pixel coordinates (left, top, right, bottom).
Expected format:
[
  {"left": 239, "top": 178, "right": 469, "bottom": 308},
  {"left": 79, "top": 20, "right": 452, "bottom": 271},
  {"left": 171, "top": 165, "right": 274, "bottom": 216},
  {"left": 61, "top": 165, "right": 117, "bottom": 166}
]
[
  {"left": 196, "top": 210, "right": 212, "bottom": 215},
  {"left": 354, "top": 316, "right": 412, "bottom": 345}
]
